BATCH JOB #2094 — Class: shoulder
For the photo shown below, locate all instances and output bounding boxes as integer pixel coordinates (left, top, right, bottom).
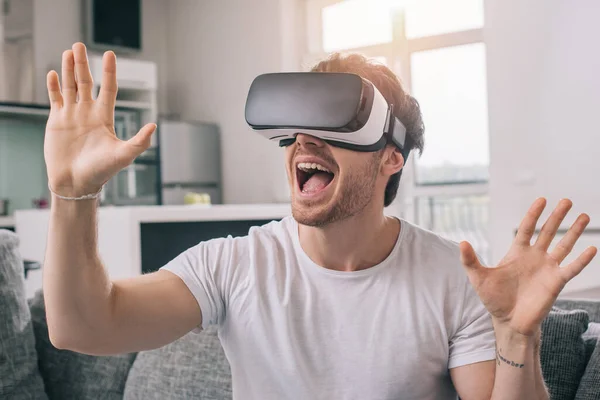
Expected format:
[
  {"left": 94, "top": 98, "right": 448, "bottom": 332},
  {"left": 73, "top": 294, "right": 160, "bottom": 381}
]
[
  {"left": 248, "top": 216, "right": 294, "bottom": 237},
  {"left": 396, "top": 219, "right": 475, "bottom": 294},
  {"left": 399, "top": 219, "right": 464, "bottom": 265},
  {"left": 166, "top": 217, "right": 294, "bottom": 278},
  {"left": 244, "top": 216, "right": 295, "bottom": 245},
  {"left": 398, "top": 220, "right": 491, "bottom": 337},
  {"left": 199, "top": 216, "right": 294, "bottom": 253}
]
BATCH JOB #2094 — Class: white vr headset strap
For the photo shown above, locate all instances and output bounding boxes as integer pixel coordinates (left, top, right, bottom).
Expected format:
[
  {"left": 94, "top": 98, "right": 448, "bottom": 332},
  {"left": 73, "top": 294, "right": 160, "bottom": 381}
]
[{"left": 384, "top": 104, "right": 407, "bottom": 152}]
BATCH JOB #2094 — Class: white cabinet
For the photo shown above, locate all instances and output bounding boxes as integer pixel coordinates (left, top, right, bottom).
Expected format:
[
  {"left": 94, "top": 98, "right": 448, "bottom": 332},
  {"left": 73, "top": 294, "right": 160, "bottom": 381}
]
[
  {"left": 89, "top": 55, "right": 157, "bottom": 91},
  {"left": 15, "top": 204, "right": 292, "bottom": 298},
  {"left": 89, "top": 55, "right": 158, "bottom": 147},
  {"left": 0, "top": 0, "right": 35, "bottom": 103}
]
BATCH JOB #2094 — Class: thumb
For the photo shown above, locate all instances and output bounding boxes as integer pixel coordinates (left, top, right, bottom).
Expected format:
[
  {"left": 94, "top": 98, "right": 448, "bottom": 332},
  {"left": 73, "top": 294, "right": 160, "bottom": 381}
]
[
  {"left": 459, "top": 241, "right": 485, "bottom": 284},
  {"left": 120, "top": 123, "right": 157, "bottom": 163},
  {"left": 127, "top": 123, "right": 157, "bottom": 150}
]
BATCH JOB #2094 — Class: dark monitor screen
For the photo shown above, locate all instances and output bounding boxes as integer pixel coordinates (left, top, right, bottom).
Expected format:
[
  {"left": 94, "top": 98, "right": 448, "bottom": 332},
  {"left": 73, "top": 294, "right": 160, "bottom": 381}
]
[
  {"left": 90, "top": 0, "right": 141, "bottom": 51},
  {"left": 140, "top": 219, "right": 280, "bottom": 274}
]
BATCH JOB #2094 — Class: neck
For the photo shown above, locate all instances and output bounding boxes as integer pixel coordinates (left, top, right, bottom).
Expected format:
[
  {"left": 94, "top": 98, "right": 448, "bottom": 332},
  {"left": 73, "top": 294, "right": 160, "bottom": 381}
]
[{"left": 297, "top": 206, "right": 401, "bottom": 272}]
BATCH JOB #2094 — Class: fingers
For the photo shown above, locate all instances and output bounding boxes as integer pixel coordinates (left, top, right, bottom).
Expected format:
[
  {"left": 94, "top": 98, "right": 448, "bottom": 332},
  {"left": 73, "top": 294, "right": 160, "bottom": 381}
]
[
  {"left": 460, "top": 241, "right": 488, "bottom": 289},
  {"left": 46, "top": 70, "right": 63, "bottom": 109},
  {"left": 534, "top": 199, "right": 573, "bottom": 250},
  {"left": 72, "top": 43, "right": 94, "bottom": 102},
  {"left": 97, "top": 51, "right": 118, "bottom": 117},
  {"left": 514, "top": 198, "right": 546, "bottom": 246},
  {"left": 550, "top": 213, "right": 591, "bottom": 263},
  {"left": 117, "top": 123, "right": 157, "bottom": 165},
  {"left": 61, "top": 50, "right": 77, "bottom": 104},
  {"left": 559, "top": 246, "right": 598, "bottom": 283}
]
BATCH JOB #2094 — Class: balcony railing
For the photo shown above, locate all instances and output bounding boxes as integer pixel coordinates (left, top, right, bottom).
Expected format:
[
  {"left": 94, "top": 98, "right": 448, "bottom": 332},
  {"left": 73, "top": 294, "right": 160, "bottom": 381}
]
[{"left": 415, "top": 194, "right": 491, "bottom": 264}]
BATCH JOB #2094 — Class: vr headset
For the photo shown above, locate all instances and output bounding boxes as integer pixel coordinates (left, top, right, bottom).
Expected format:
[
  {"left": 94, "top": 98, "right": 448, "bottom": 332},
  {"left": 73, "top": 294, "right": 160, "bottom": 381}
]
[{"left": 244, "top": 72, "right": 411, "bottom": 161}]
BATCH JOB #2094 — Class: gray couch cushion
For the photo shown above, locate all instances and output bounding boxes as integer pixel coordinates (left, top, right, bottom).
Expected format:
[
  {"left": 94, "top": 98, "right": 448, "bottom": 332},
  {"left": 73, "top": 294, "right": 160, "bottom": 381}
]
[
  {"left": 124, "top": 327, "right": 232, "bottom": 400},
  {"left": 541, "top": 307, "right": 589, "bottom": 400},
  {"left": 575, "top": 323, "right": 600, "bottom": 400},
  {"left": 555, "top": 298, "right": 600, "bottom": 366},
  {"left": 28, "top": 290, "right": 136, "bottom": 400},
  {"left": 556, "top": 299, "right": 600, "bottom": 323},
  {"left": 0, "top": 230, "right": 48, "bottom": 399}
]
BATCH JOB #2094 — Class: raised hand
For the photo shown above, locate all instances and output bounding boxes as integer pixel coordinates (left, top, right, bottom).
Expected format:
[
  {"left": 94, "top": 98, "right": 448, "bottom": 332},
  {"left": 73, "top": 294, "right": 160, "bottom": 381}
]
[
  {"left": 44, "top": 42, "right": 156, "bottom": 198},
  {"left": 460, "top": 198, "right": 597, "bottom": 337}
]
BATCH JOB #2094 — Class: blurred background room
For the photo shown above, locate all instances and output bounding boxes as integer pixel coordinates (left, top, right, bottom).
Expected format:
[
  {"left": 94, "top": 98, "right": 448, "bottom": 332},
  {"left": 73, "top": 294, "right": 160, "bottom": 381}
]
[{"left": 0, "top": 0, "right": 598, "bottom": 299}]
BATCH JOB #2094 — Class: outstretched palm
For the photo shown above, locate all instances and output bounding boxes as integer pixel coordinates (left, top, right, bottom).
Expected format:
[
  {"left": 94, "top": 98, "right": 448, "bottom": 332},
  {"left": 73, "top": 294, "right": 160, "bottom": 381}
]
[
  {"left": 44, "top": 43, "right": 156, "bottom": 197},
  {"left": 460, "top": 198, "right": 597, "bottom": 337}
]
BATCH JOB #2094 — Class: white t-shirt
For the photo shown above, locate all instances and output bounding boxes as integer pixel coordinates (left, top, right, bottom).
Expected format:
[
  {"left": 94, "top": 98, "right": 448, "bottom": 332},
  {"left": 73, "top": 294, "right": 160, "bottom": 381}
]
[{"left": 161, "top": 216, "right": 496, "bottom": 400}]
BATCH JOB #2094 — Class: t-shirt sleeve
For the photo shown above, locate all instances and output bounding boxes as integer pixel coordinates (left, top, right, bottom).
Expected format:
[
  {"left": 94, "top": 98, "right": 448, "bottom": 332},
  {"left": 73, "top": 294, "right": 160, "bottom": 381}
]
[
  {"left": 160, "top": 235, "right": 248, "bottom": 333},
  {"left": 448, "top": 273, "right": 497, "bottom": 369}
]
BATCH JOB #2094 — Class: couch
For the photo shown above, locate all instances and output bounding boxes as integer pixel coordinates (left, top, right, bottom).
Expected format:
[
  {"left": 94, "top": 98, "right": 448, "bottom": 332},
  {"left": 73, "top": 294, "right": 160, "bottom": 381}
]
[{"left": 1, "top": 229, "right": 600, "bottom": 400}]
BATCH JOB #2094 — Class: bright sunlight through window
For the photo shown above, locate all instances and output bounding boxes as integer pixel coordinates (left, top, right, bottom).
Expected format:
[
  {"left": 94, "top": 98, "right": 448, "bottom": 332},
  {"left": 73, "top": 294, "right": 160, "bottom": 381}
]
[
  {"left": 322, "top": 0, "right": 393, "bottom": 52},
  {"left": 411, "top": 43, "right": 489, "bottom": 184},
  {"left": 321, "top": 0, "right": 484, "bottom": 51},
  {"left": 405, "top": 0, "right": 484, "bottom": 39}
]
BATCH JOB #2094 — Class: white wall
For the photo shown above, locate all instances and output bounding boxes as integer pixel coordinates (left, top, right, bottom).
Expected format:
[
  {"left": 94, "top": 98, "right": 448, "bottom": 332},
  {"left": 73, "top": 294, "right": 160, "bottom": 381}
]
[
  {"left": 485, "top": 0, "right": 600, "bottom": 290},
  {"left": 32, "top": 0, "right": 170, "bottom": 112},
  {"left": 165, "top": 0, "right": 306, "bottom": 204}
]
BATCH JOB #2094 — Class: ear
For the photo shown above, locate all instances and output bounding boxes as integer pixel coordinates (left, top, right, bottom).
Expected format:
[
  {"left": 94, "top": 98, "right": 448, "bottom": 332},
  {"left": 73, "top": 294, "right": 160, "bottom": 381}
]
[{"left": 380, "top": 146, "right": 405, "bottom": 176}]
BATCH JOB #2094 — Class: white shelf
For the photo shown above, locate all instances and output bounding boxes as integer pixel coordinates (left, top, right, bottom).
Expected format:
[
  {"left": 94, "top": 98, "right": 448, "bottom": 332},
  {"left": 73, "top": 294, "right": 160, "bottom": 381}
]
[
  {"left": 0, "top": 105, "right": 49, "bottom": 118},
  {"left": 0, "top": 216, "right": 15, "bottom": 227},
  {"left": 115, "top": 100, "right": 153, "bottom": 110}
]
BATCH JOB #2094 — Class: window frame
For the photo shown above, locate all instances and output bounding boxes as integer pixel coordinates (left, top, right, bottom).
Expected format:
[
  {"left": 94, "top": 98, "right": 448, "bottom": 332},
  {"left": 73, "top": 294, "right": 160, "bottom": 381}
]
[{"left": 304, "top": 0, "right": 489, "bottom": 222}]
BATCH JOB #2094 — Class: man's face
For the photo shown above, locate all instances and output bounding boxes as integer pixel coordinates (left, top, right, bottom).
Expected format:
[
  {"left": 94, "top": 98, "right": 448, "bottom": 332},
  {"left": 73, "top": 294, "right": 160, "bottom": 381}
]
[{"left": 285, "top": 134, "right": 383, "bottom": 227}]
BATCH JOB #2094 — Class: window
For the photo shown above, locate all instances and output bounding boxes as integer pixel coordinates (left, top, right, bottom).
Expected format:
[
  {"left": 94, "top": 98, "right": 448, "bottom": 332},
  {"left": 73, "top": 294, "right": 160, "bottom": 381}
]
[
  {"left": 405, "top": 0, "right": 484, "bottom": 39},
  {"left": 416, "top": 194, "right": 491, "bottom": 262},
  {"left": 411, "top": 43, "right": 489, "bottom": 185},
  {"left": 306, "top": 0, "right": 490, "bottom": 257},
  {"left": 321, "top": 0, "right": 393, "bottom": 52}
]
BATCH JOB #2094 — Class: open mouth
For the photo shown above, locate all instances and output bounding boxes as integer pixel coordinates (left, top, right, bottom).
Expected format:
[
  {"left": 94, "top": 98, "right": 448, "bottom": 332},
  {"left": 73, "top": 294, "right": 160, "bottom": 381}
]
[{"left": 296, "top": 162, "right": 335, "bottom": 195}]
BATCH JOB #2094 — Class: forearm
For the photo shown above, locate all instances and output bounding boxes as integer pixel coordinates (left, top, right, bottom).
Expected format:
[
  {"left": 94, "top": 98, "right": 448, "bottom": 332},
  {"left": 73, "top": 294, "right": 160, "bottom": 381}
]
[
  {"left": 43, "top": 195, "right": 115, "bottom": 349},
  {"left": 490, "top": 323, "right": 548, "bottom": 400}
]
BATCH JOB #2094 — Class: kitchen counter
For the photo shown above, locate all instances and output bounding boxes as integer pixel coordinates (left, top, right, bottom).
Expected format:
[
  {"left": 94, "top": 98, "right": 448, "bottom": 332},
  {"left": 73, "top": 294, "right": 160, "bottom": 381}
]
[
  {"left": 0, "top": 216, "right": 15, "bottom": 228},
  {"left": 101, "top": 203, "right": 291, "bottom": 223},
  {"left": 11, "top": 203, "right": 600, "bottom": 300},
  {"left": 15, "top": 203, "right": 291, "bottom": 298}
]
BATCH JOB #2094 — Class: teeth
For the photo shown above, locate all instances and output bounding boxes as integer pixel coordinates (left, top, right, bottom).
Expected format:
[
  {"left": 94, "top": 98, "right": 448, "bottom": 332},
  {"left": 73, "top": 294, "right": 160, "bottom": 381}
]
[{"left": 297, "top": 162, "right": 331, "bottom": 173}]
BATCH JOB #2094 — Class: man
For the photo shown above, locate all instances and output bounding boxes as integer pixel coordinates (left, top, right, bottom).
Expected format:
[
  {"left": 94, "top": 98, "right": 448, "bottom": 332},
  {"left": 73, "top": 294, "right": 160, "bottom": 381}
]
[{"left": 43, "top": 43, "right": 596, "bottom": 399}]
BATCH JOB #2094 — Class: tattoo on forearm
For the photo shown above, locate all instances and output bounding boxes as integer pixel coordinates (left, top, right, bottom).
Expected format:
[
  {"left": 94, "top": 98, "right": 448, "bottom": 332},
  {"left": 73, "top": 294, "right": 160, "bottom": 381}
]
[{"left": 496, "top": 348, "right": 525, "bottom": 369}]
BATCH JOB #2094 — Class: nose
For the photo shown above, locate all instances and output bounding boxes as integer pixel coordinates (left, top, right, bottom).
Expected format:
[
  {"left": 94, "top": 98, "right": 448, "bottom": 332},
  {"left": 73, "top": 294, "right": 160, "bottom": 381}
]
[{"left": 295, "top": 133, "right": 326, "bottom": 148}]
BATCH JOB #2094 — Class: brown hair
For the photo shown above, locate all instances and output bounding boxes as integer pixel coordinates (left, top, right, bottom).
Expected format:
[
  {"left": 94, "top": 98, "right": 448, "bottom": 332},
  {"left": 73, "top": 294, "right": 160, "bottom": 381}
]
[{"left": 311, "top": 53, "right": 424, "bottom": 207}]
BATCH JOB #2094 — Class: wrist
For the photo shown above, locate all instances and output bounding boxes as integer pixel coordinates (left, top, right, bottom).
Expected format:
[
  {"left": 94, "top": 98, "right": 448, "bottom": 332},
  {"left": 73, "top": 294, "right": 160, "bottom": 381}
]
[
  {"left": 48, "top": 182, "right": 103, "bottom": 201},
  {"left": 493, "top": 319, "right": 541, "bottom": 347},
  {"left": 50, "top": 193, "right": 99, "bottom": 217}
]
